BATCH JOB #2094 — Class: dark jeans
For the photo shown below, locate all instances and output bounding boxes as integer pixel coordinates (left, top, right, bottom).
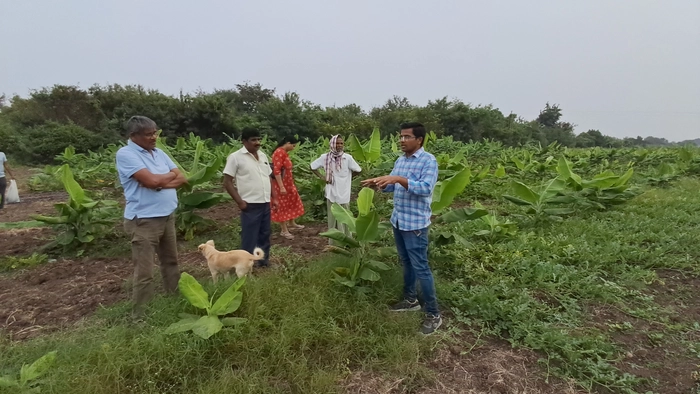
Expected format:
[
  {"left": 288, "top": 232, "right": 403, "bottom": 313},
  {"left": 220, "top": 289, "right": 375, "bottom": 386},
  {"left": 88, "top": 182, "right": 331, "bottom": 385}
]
[
  {"left": 0, "top": 177, "right": 6, "bottom": 208},
  {"left": 241, "top": 202, "right": 271, "bottom": 267},
  {"left": 393, "top": 226, "right": 440, "bottom": 315}
]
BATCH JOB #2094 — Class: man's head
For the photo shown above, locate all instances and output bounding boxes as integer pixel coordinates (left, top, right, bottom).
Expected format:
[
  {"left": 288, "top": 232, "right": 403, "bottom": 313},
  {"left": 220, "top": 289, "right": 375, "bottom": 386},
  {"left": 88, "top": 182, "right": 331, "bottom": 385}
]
[
  {"left": 331, "top": 135, "right": 344, "bottom": 152},
  {"left": 126, "top": 116, "right": 159, "bottom": 151},
  {"left": 399, "top": 122, "right": 426, "bottom": 154},
  {"left": 241, "top": 127, "right": 262, "bottom": 153}
]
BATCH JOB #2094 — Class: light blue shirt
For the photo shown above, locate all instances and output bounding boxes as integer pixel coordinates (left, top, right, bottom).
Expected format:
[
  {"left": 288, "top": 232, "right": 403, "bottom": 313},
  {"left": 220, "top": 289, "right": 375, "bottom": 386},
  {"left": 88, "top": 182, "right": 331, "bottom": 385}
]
[
  {"left": 0, "top": 152, "right": 6, "bottom": 178},
  {"left": 383, "top": 148, "right": 439, "bottom": 231},
  {"left": 116, "top": 140, "right": 178, "bottom": 220}
]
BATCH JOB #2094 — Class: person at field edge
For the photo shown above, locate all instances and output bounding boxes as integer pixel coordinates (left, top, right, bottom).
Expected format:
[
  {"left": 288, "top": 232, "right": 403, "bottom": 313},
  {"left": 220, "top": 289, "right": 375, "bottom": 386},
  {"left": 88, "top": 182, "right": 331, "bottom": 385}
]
[
  {"left": 271, "top": 135, "right": 306, "bottom": 239},
  {"left": 115, "top": 116, "right": 189, "bottom": 321},
  {"left": 361, "top": 122, "right": 442, "bottom": 335},
  {"left": 310, "top": 135, "right": 362, "bottom": 244},
  {"left": 0, "top": 150, "right": 16, "bottom": 209},
  {"left": 223, "top": 127, "right": 278, "bottom": 267}
]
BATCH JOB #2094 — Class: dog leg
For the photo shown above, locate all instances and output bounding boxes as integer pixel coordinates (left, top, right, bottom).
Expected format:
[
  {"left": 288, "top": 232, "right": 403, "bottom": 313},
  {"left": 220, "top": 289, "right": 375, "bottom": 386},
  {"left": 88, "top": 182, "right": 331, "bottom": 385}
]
[{"left": 236, "top": 262, "right": 253, "bottom": 278}]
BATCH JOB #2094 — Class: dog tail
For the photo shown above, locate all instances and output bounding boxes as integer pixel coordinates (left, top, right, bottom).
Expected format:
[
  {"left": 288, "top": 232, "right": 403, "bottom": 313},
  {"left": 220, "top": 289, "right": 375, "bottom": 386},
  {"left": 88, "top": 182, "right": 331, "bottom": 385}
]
[{"left": 253, "top": 247, "right": 265, "bottom": 260}]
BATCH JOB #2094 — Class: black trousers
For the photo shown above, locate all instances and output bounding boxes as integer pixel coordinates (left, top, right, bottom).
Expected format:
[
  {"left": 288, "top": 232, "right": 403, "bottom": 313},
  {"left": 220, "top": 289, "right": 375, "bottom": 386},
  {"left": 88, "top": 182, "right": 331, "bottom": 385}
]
[
  {"left": 240, "top": 202, "right": 271, "bottom": 266},
  {"left": 0, "top": 177, "right": 6, "bottom": 208}
]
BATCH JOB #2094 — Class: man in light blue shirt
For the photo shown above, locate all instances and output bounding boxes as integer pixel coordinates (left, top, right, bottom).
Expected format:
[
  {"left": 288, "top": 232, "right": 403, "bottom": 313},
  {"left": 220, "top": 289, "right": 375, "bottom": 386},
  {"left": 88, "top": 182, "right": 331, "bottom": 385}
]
[
  {"left": 116, "top": 116, "right": 188, "bottom": 321},
  {"left": 362, "top": 122, "right": 442, "bottom": 335}
]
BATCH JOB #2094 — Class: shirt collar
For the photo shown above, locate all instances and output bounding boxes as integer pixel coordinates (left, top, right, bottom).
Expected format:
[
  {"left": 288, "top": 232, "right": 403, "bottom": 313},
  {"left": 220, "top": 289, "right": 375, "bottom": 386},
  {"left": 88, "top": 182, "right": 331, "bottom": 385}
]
[
  {"left": 238, "top": 146, "right": 265, "bottom": 159},
  {"left": 404, "top": 147, "right": 426, "bottom": 159},
  {"left": 127, "top": 139, "right": 158, "bottom": 154}
]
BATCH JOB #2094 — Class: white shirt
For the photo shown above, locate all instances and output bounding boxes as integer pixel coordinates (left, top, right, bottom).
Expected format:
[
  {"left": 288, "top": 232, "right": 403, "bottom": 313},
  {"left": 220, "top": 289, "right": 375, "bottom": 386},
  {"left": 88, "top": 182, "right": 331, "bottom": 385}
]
[
  {"left": 223, "top": 147, "right": 272, "bottom": 203},
  {"left": 310, "top": 153, "right": 361, "bottom": 204}
]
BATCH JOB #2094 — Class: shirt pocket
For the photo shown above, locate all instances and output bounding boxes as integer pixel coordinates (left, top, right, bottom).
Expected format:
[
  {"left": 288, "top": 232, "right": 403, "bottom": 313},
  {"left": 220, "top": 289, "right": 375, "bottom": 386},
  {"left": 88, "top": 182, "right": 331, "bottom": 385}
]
[
  {"left": 261, "top": 161, "right": 272, "bottom": 177},
  {"left": 407, "top": 169, "right": 422, "bottom": 182}
]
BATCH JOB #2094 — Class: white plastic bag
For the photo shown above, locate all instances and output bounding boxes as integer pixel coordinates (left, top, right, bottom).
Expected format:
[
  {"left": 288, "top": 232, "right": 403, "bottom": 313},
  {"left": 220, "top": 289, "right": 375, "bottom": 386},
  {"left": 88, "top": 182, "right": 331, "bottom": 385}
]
[{"left": 5, "top": 179, "right": 20, "bottom": 203}]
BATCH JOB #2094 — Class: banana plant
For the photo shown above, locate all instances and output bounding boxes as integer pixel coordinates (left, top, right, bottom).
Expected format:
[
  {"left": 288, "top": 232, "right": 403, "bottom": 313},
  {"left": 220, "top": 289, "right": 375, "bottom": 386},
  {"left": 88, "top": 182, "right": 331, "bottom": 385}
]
[
  {"left": 156, "top": 137, "right": 226, "bottom": 240},
  {"left": 346, "top": 127, "right": 381, "bottom": 165},
  {"left": 431, "top": 166, "right": 472, "bottom": 213},
  {"left": 509, "top": 150, "right": 557, "bottom": 175},
  {"left": 165, "top": 273, "right": 247, "bottom": 339},
  {"left": 647, "top": 162, "right": 680, "bottom": 186},
  {"left": 0, "top": 350, "right": 57, "bottom": 392},
  {"left": 556, "top": 157, "right": 638, "bottom": 209},
  {"left": 320, "top": 187, "right": 395, "bottom": 289},
  {"left": 31, "top": 164, "right": 120, "bottom": 252},
  {"left": 431, "top": 206, "right": 489, "bottom": 247},
  {"left": 471, "top": 202, "right": 517, "bottom": 240},
  {"left": 503, "top": 178, "right": 575, "bottom": 221}
]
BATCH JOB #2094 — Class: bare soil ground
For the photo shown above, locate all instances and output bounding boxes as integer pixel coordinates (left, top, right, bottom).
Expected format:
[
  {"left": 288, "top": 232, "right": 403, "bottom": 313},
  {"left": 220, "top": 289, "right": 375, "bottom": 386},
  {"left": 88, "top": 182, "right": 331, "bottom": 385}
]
[
  {"left": 344, "top": 337, "right": 585, "bottom": 393},
  {"left": 587, "top": 269, "right": 700, "bottom": 394},
  {"left": 0, "top": 191, "right": 67, "bottom": 257}
]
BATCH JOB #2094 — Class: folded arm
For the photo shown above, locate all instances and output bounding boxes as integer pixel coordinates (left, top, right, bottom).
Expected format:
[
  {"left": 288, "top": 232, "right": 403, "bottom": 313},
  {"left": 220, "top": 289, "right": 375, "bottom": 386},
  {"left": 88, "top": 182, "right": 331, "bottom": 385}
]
[
  {"left": 131, "top": 169, "right": 177, "bottom": 189},
  {"left": 161, "top": 169, "right": 188, "bottom": 189}
]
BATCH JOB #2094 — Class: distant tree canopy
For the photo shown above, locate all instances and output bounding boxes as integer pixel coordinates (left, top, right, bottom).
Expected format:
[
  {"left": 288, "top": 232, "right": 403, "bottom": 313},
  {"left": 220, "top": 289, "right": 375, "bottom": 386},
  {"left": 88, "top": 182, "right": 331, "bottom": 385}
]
[{"left": 0, "top": 84, "right": 689, "bottom": 164}]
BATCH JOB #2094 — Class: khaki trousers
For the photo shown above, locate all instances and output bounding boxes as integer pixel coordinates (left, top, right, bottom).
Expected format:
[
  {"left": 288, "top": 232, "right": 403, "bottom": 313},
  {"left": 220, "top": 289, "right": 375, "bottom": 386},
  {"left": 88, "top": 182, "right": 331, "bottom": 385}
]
[
  {"left": 123, "top": 213, "right": 179, "bottom": 317},
  {"left": 327, "top": 200, "right": 350, "bottom": 245}
]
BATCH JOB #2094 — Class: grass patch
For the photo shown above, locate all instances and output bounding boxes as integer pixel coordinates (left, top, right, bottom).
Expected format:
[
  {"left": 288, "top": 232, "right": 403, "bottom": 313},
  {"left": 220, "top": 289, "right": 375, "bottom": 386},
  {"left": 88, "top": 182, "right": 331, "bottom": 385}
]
[
  {"left": 0, "top": 253, "right": 49, "bottom": 272},
  {"left": 434, "top": 177, "right": 700, "bottom": 392},
  {"left": 0, "top": 221, "right": 47, "bottom": 230},
  {"left": 0, "top": 256, "right": 438, "bottom": 394}
]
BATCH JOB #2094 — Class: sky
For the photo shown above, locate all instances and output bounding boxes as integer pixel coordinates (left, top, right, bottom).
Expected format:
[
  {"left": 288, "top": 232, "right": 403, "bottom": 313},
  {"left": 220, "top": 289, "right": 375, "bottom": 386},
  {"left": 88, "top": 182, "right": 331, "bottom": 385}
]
[{"left": 1, "top": 1, "right": 699, "bottom": 141}]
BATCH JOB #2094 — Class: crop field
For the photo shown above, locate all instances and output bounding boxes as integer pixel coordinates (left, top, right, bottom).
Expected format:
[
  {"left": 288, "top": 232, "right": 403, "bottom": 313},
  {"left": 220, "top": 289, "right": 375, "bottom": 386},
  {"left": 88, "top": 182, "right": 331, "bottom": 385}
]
[{"left": 2, "top": 133, "right": 700, "bottom": 394}]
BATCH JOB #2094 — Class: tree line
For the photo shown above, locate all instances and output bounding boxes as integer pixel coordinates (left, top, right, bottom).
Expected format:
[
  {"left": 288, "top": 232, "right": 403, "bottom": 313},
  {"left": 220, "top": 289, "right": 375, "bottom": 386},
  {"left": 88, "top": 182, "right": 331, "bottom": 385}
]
[{"left": 0, "top": 83, "right": 687, "bottom": 164}]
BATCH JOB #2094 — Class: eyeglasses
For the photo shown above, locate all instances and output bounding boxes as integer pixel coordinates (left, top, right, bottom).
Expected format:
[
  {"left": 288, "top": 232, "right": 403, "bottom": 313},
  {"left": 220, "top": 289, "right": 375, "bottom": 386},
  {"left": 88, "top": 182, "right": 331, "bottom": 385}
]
[
  {"left": 398, "top": 135, "right": 417, "bottom": 141},
  {"left": 139, "top": 129, "right": 162, "bottom": 138}
]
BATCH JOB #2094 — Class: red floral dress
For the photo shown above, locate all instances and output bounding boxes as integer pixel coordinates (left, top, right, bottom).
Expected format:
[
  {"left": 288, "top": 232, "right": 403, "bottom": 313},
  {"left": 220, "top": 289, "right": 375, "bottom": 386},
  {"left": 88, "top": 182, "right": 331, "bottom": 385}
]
[{"left": 271, "top": 147, "right": 305, "bottom": 223}]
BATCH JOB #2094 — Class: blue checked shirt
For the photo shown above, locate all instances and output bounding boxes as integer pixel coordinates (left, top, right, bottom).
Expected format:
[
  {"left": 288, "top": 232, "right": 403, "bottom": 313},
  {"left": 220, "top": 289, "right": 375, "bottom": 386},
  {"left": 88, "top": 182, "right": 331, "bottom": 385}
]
[{"left": 383, "top": 148, "right": 438, "bottom": 231}]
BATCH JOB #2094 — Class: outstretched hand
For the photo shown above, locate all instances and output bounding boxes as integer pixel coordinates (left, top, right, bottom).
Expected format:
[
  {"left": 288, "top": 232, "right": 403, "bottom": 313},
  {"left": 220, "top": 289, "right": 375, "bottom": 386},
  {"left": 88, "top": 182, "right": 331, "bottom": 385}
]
[{"left": 361, "top": 175, "right": 402, "bottom": 189}]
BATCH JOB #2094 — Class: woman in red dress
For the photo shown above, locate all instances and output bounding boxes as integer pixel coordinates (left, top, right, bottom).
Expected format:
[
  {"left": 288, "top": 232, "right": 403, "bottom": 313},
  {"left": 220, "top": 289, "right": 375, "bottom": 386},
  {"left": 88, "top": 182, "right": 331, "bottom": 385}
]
[{"left": 271, "top": 136, "right": 305, "bottom": 239}]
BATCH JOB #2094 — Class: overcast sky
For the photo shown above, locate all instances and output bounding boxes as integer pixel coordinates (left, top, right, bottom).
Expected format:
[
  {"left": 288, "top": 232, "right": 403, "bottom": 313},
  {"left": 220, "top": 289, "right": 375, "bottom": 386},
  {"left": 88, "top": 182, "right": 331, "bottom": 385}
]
[{"left": 1, "top": 1, "right": 699, "bottom": 141}]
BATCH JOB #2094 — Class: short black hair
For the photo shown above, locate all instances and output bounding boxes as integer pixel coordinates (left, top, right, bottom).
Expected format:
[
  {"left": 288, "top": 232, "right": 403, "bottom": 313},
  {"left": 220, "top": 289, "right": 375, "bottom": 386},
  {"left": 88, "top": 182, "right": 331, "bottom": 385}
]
[
  {"left": 400, "top": 122, "right": 427, "bottom": 146},
  {"left": 241, "top": 127, "right": 261, "bottom": 141},
  {"left": 276, "top": 135, "right": 300, "bottom": 148}
]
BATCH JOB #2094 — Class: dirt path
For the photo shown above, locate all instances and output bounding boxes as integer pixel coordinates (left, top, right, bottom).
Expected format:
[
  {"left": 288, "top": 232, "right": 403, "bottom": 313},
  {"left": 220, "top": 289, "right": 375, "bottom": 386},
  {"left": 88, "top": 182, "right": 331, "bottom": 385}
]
[{"left": 0, "top": 191, "right": 68, "bottom": 257}]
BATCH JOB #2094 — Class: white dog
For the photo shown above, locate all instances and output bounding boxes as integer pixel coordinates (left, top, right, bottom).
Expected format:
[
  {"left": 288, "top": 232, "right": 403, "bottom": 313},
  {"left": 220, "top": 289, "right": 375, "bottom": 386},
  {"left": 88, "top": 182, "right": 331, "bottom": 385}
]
[{"left": 197, "top": 240, "right": 265, "bottom": 283}]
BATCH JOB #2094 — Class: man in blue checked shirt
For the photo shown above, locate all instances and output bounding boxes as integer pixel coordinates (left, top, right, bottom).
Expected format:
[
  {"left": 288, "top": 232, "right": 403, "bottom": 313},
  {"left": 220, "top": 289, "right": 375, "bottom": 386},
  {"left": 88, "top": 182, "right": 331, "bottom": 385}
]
[{"left": 361, "top": 122, "right": 442, "bottom": 335}]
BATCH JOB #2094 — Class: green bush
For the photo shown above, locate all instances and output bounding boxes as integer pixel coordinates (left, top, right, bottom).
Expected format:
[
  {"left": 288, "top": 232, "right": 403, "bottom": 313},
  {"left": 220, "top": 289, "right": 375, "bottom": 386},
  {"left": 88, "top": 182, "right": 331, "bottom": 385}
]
[
  {"left": 0, "top": 118, "right": 22, "bottom": 155},
  {"left": 19, "top": 122, "right": 110, "bottom": 164}
]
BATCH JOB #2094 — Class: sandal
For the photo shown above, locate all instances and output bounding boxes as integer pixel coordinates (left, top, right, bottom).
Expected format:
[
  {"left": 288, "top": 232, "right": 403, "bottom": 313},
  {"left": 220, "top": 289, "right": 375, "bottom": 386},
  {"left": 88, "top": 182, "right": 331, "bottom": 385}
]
[
  {"left": 291, "top": 224, "right": 305, "bottom": 229},
  {"left": 280, "top": 232, "right": 295, "bottom": 240}
]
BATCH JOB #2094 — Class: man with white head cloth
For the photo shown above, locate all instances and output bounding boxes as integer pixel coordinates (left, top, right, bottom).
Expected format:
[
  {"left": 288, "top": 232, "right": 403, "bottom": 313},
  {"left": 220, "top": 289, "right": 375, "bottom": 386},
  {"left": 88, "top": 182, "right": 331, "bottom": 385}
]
[{"left": 310, "top": 135, "right": 362, "bottom": 243}]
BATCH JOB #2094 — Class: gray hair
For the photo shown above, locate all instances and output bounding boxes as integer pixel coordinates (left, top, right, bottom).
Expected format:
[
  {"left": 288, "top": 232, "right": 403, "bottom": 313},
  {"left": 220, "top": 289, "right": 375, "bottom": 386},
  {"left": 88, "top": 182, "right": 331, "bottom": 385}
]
[{"left": 125, "top": 116, "right": 157, "bottom": 136}]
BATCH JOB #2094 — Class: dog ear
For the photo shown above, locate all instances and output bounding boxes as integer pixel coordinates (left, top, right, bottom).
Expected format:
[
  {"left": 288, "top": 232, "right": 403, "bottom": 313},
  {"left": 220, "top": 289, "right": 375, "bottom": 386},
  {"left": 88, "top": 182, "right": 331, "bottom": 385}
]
[{"left": 207, "top": 240, "right": 215, "bottom": 246}]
